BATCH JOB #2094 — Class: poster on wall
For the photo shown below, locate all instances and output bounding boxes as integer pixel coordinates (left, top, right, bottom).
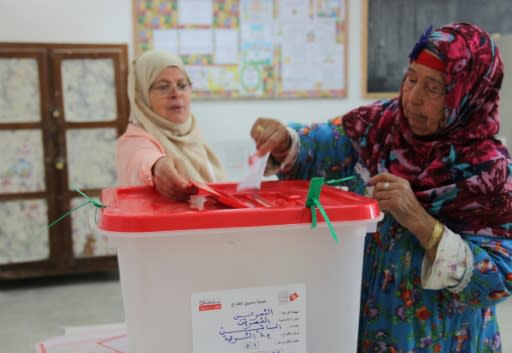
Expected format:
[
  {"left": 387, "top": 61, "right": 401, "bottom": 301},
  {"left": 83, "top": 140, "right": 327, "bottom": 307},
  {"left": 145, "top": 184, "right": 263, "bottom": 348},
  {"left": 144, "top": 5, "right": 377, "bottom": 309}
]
[{"left": 133, "top": 0, "right": 347, "bottom": 99}]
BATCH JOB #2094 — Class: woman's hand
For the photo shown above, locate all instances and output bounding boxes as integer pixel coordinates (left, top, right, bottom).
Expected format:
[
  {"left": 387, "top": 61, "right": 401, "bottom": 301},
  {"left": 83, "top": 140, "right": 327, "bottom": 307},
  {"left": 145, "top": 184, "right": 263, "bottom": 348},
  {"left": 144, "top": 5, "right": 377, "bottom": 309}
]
[
  {"left": 250, "top": 117, "right": 290, "bottom": 158},
  {"left": 152, "top": 156, "right": 197, "bottom": 200},
  {"left": 370, "top": 172, "right": 437, "bottom": 249}
]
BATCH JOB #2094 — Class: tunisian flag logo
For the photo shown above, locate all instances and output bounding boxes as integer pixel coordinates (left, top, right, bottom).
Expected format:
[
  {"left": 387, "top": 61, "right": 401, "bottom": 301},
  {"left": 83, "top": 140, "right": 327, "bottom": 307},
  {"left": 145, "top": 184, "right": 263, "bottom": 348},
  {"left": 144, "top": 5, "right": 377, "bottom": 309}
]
[{"left": 198, "top": 299, "right": 222, "bottom": 311}]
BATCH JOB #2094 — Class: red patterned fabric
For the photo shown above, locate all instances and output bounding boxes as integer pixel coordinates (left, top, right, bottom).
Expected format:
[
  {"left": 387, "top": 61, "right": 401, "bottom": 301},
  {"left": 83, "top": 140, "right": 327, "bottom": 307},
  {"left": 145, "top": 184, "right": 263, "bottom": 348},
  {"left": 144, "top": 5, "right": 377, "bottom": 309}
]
[
  {"left": 343, "top": 23, "right": 512, "bottom": 237},
  {"left": 414, "top": 50, "right": 445, "bottom": 71}
]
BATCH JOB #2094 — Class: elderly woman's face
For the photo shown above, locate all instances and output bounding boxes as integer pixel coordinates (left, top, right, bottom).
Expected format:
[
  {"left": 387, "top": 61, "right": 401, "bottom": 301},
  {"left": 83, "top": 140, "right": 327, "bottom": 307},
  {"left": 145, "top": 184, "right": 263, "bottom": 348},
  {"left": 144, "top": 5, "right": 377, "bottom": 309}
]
[
  {"left": 148, "top": 66, "right": 191, "bottom": 124},
  {"left": 401, "top": 62, "right": 445, "bottom": 136}
]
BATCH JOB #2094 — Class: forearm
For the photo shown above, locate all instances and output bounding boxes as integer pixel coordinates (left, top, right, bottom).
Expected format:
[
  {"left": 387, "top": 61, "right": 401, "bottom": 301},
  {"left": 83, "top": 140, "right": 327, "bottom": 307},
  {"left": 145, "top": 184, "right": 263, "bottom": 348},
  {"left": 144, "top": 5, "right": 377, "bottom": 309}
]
[
  {"left": 276, "top": 120, "right": 357, "bottom": 181},
  {"left": 407, "top": 211, "right": 443, "bottom": 261}
]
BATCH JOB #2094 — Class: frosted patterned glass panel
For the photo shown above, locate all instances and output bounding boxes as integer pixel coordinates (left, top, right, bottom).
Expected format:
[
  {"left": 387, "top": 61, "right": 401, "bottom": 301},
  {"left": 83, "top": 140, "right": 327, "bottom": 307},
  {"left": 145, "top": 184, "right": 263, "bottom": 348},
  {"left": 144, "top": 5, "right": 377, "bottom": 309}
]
[
  {"left": 0, "top": 199, "right": 49, "bottom": 264},
  {"left": 61, "top": 59, "right": 117, "bottom": 122},
  {"left": 71, "top": 197, "right": 115, "bottom": 258},
  {"left": 66, "top": 128, "right": 117, "bottom": 189},
  {"left": 0, "top": 130, "right": 45, "bottom": 193},
  {"left": 0, "top": 58, "right": 41, "bottom": 122}
]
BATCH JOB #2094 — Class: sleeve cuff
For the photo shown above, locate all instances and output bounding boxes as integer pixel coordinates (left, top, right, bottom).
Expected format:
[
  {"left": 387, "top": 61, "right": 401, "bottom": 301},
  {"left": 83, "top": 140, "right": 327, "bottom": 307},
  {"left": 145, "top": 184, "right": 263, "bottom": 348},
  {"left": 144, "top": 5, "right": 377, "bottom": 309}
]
[{"left": 421, "top": 226, "right": 473, "bottom": 292}]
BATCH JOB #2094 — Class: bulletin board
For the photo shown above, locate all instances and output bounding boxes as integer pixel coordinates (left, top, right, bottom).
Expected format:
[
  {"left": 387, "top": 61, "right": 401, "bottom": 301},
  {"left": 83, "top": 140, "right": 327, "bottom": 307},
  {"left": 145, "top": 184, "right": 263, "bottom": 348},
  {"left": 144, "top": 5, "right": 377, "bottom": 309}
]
[
  {"left": 362, "top": 0, "right": 512, "bottom": 99},
  {"left": 132, "top": 0, "right": 348, "bottom": 99}
]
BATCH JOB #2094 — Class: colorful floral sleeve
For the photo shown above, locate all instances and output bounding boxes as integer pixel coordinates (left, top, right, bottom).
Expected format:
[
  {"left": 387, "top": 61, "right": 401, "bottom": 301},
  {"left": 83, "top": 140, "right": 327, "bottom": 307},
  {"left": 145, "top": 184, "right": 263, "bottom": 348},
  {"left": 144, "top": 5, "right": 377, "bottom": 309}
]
[
  {"left": 447, "top": 235, "right": 512, "bottom": 307},
  {"left": 277, "top": 117, "right": 358, "bottom": 182}
]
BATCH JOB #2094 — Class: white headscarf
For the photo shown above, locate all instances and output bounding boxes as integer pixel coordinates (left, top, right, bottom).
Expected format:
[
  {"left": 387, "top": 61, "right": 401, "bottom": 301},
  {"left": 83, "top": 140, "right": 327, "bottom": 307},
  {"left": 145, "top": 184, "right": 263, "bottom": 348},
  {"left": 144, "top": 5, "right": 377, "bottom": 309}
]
[{"left": 128, "top": 50, "right": 226, "bottom": 182}]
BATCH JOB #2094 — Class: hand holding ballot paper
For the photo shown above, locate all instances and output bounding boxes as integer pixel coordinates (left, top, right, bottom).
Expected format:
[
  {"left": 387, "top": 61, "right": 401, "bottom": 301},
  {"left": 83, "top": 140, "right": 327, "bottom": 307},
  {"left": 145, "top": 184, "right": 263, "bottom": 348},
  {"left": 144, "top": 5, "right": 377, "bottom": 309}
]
[
  {"left": 236, "top": 152, "right": 270, "bottom": 191},
  {"left": 188, "top": 152, "right": 270, "bottom": 210}
]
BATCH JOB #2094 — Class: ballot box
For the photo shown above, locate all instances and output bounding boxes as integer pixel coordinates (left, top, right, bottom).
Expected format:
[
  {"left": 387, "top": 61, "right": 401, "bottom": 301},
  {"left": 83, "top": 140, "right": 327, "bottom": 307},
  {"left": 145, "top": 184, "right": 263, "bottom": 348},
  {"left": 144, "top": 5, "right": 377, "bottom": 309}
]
[{"left": 97, "top": 180, "right": 382, "bottom": 353}]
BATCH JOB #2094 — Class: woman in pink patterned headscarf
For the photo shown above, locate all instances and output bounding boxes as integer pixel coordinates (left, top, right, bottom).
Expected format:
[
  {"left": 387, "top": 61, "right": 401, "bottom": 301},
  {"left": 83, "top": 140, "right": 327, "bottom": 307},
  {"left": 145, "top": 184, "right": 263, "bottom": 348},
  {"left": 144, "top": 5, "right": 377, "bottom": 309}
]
[{"left": 251, "top": 23, "right": 512, "bottom": 352}]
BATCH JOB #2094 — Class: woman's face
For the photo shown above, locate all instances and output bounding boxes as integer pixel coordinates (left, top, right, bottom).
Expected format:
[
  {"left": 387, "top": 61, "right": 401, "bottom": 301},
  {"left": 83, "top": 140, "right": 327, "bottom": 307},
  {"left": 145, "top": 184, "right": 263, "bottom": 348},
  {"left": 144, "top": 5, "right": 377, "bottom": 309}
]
[
  {"left": 148, "top": 66, "right": 191, "bottom": 124},
  {"left": 401, "top": 62, "right": 446, "bottom": 136}
]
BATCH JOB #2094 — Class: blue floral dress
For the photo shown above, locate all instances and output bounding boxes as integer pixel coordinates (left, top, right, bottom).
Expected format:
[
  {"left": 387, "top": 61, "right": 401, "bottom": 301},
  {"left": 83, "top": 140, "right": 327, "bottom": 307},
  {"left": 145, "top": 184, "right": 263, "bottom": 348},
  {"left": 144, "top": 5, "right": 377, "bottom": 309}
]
[{"left": 278, "top": 119, "right": 512, "bottom": 353}]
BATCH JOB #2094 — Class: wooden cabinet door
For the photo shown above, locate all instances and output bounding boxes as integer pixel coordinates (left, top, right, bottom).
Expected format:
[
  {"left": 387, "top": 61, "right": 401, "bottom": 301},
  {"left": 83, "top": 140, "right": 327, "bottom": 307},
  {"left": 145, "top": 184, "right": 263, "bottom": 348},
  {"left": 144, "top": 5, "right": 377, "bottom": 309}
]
[
  {"left": 0, "top": 46, "right": 55, "bottom": 276},
  {"left": 0, "top": 43, "right": 128, "bottom": 279}
]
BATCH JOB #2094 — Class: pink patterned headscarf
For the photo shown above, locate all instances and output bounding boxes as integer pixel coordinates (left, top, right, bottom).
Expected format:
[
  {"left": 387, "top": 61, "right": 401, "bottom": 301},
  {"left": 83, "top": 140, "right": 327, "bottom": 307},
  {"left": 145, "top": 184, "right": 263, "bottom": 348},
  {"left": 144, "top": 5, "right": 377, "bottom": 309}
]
[{"left": 343, "top": 23, "right": 512, "bottom": 237}]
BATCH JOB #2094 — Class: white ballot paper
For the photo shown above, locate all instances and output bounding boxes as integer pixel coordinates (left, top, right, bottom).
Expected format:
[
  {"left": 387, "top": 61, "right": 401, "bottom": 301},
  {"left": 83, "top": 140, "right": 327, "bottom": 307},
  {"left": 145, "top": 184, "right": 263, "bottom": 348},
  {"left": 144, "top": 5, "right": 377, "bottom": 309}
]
[
  {"left": 236, "top": 152, "right": 270, "bottom": 191},
  {"left": 192, "top": 284, "right": 306, "bottom": 353}
]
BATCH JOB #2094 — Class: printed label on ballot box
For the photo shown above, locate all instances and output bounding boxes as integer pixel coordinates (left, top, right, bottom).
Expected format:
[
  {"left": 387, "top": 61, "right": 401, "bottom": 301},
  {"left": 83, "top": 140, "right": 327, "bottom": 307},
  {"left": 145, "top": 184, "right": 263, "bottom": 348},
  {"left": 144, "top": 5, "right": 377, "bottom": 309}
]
[{"left": 192, "top": 284, "right": 306, "bottom": 353}]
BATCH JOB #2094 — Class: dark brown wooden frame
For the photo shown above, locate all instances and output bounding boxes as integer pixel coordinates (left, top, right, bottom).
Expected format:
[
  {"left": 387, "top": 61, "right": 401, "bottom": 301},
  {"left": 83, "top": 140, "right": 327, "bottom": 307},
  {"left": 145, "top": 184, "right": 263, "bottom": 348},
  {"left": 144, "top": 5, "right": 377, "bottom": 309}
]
[{"left": 0, "top": 43, "right": 129, "bottom": 279}]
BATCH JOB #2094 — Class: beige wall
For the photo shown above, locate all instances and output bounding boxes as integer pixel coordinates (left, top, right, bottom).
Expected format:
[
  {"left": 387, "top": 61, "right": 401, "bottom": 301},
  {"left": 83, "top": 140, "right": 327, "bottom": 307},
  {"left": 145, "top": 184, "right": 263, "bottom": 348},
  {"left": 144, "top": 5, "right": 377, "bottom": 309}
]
[{"left": 0, "top": 1, "right": 509, "bottom": 168}]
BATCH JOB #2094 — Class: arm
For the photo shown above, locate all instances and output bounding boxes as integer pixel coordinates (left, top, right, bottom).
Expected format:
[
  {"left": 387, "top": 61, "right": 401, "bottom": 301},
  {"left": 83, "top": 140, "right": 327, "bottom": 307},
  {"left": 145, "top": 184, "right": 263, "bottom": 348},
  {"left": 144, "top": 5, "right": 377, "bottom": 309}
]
[
  {"left": 458, "top": 236, "right": 512, "bottom": 306},
  {"left": 116, "top": 124, "right": 166, "bottom": 186},
  {"left": 281, "top": 118, "right": 358, "bottom": 181},
  {"left": 116, "top": 124, "right": 197, "bottom": 200},
  {"left": 251, "top": 116, "right": 358, "bottom": 182},
  {"left": 370, "top": 172, "right": 512, "bottom": 307}
]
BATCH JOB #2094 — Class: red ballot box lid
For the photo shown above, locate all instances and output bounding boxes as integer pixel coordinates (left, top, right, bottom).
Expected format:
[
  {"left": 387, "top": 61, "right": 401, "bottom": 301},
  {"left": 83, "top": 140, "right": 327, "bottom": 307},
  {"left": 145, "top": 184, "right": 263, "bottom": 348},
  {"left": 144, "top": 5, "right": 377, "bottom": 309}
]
[{"left": 98, "top": 180, "right": 380, "bottom": 232}]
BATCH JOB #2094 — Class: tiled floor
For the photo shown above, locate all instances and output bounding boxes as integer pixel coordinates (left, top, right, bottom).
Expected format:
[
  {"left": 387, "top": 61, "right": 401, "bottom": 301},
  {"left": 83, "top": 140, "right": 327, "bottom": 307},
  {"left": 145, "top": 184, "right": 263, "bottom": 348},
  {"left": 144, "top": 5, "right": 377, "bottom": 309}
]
[
  {"left": 1, "top": 272, "right": 511, "bottom": 353},
  {"left": 0, "top": 272, "right": 124, "bottom": 353}
]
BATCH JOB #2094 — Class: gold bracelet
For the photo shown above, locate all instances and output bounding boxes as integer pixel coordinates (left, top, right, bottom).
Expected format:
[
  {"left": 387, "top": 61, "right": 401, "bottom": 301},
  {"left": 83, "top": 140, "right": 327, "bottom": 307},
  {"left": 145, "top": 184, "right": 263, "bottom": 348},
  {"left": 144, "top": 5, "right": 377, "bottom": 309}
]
[{"left": 425, "top": 221, "right": 444, "bottom": 250}]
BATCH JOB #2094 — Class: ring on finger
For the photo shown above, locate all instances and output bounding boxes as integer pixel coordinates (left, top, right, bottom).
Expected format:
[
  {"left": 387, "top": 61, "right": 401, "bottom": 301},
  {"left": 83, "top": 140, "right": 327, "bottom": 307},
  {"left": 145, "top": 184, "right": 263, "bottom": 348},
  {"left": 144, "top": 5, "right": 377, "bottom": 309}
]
[
  {"left": 256, "top": 125, "right": 264, "bottom": 134},
  {"left": 383, "top": 181, "right": 390, "bottom": 190}
]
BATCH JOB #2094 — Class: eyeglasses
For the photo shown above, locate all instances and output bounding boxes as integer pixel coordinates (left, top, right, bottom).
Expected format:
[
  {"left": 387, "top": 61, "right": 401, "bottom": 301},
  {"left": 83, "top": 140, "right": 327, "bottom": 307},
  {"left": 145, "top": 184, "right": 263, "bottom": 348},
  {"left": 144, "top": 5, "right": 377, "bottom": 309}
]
[
  {"left": 150, "top": 81, "right": 190, "bottom": 96},
  {"left": 402, "top": 74, "right": 445, "bottom": 99}
]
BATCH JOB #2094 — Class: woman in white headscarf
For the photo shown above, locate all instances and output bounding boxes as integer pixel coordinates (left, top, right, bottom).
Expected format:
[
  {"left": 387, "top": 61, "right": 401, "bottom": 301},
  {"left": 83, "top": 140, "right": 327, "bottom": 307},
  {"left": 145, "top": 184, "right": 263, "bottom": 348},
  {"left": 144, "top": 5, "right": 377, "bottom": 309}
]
[{"left": 116, "top": 50, "right": 226, "bottom": 200}]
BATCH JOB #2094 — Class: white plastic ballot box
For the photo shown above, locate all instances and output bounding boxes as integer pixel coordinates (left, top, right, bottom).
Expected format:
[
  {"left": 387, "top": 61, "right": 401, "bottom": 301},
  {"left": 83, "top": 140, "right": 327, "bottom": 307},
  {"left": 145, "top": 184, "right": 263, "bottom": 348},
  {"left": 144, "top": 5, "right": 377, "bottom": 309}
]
[{"left": 97, "top": 180, "right": 382, "bottom": 353}]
